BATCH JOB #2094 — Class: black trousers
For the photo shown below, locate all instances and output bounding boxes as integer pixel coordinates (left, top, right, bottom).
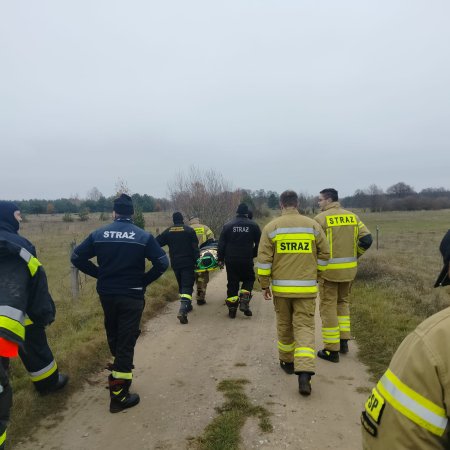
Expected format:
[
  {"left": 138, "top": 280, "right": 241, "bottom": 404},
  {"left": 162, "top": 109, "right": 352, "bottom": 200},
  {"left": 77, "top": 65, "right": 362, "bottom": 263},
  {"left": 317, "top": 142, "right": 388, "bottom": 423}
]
[
  {"left": 19, "top": 323, "right": 59, "bottom": 392},
  {"left": 100, "top": 295, "right": 144, "bottom": 376},
  {"left": 225, "top": 259, "right": 255, "bottom": 299},
  {"left": 173, "top": 267, "right": 195, "bottom": 298},
  {"left": 0, "top": 358, "right": 12, "bottom": 450}
]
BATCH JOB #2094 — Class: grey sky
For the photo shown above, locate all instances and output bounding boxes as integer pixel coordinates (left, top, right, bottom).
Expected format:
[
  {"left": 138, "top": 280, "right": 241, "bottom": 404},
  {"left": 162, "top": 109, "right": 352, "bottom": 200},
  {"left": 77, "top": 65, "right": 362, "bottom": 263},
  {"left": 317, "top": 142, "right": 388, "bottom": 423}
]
[{"left": 1, "top": 1, "right": 449, "bottom": 200}]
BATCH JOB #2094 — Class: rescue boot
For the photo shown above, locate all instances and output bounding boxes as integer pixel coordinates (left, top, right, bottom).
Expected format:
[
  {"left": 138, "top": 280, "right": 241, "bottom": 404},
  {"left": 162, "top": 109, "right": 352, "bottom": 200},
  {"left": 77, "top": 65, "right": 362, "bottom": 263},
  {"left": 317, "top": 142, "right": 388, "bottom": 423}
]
[
  {"left": 197, "top": 290, "right": 206, "bottom": 305},
  {"left": 340, "top": 339, "right": 349, "bottom": 354},
  {"left": 297, "top": 372, "right": 312, "bottom": 396},
  {"left": 228, "top": 307, "right": 237, "bottom": 319},
  {"left": 279, "top": 361, "right": 294, "bottom": 375},
  {"left": 317, "top": 349, "right": 340, "bottom": 363},
  {"left": 177, "top": 299, "right": 191, "bottom": 324},
  {"left": 38, "top": 373, "right": 69, "bottom": 395},
  {"left": 108, "top": 375, "right": 140, "bottom": 413},
  {"left": 239, "top": 291, "right": 253, "bottom": 316}
]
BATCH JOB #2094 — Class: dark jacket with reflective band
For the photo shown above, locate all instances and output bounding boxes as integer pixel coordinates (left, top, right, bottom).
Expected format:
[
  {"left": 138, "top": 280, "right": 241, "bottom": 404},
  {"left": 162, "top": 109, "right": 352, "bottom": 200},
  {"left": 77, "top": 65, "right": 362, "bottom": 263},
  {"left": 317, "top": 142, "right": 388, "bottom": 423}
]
[
  {"left": 256, "top": 208, "right": 330, "bottom": 298},
  {"left": 71, "top": 218, "right": 169, "bottom": 299},
  {"left": 0, "top": 235, "right": 56, "bottom": 346},
  {"left": 362, "top": 306, "right": 450, "bottom": 449},
  {"left": 217, "top": 215, "right": 261, "bottom": 262},
  {"left": 156, "top": 223, "right": 199, "bottom": 270},
  {"left": 314, "top": 202, "right": 372, "bottom": 282}
]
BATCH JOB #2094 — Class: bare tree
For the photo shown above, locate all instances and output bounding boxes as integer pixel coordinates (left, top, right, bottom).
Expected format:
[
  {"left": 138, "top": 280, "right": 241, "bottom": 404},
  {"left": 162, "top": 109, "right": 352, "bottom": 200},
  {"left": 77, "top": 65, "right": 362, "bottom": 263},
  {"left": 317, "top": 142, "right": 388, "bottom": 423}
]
[
  {"left": 114, "top": 178, "right": 131, "bottom": 196},
  {"left": 366, "top": 184, "right": 385, "bottom": 212},
  {"left": 86, "top": 186, "right": 103, "bottom": 201},
  {"left": 168, "top": 167, "right": 240, "bottom": 235}
]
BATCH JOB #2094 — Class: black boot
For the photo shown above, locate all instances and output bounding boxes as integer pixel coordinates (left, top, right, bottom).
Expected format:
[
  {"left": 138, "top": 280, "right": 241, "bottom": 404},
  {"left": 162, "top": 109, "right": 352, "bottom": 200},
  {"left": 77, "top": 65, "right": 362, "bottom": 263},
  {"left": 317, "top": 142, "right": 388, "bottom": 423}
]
[
  {"left": 108, "top": 376, "right": 140, "bottom": 413},
  {"left": 197, "top": 290, "right": 206, "bottom": 305},
  {"left": 228, "top": 307, "right": 237, "bottom": 319},
  {"left": 340, "top": 339, "right": 349, "bottom": 354},
  {"left": 279, "top": 361, "right": 294, "bottom": 375},
  {"left": 177, "top": 299, "right": 191, "bottom": 324},
  {"left": 297, "top": 372, "right": 312, "bottom": 396},
  {"left": 38, "top": 373, "right": 69, "bottom": 395},
  {"left": 239, "top": 292, "right": 253, "bottom": 316},
  {"left": 317, "top": 349, "right": 340, "bottom": 363}
]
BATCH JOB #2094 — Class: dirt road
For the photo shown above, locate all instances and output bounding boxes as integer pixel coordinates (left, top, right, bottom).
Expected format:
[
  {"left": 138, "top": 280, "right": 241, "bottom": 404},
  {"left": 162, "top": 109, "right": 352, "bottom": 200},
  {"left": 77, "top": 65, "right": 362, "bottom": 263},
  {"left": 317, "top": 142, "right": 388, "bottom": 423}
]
[{"left": 16, "top": 270, "right": 371, "bottom": 450}]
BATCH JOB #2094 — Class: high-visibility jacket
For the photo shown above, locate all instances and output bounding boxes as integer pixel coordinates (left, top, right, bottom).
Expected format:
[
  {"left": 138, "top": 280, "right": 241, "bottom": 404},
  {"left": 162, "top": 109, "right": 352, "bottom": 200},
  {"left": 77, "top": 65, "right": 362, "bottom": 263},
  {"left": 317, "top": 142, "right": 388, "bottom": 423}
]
[
  {"left": 314, "top": 202, "right": 372, "bottom": 282},
  {"left": 256, "top": 208, "right": 330, "bottom": 298},
  {"left": 362, "top": 305, "right": 450, "bottom": 449},
  {"left": 188, "top": 217, "right": 214, "bottom": 246}
]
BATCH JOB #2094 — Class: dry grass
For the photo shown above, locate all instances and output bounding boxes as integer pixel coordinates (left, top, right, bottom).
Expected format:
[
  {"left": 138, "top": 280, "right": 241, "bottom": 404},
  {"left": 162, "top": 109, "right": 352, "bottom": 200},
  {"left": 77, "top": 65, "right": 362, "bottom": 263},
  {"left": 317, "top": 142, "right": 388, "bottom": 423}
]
[{"left": 8, "top": 212, "right": 178, "bottom": 447}]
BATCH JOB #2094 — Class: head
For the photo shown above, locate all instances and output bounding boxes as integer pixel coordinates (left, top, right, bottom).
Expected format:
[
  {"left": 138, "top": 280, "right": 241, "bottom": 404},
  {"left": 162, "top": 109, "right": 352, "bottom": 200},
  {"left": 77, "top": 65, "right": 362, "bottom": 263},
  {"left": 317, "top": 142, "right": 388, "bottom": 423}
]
[
  {"left": 318, "top": 188, "right": 338, "bottom": 210},
  {"left": 236, "top": 203, "right": 249, "bottom": 216},
  {"left": 0, "top": 201, "right": 22, "bottom": 232},
  {"left": 188, "top": 214, "right": 199, "bottom": 224},
  {"left": 113, "top": 194, "right": 134, "bottom": 218},
  {"left": 279, "top": 191, "right": 298, "bottom": 209},
  {"left": 173, "top": 211, "right": 184, "bottom": 224}
]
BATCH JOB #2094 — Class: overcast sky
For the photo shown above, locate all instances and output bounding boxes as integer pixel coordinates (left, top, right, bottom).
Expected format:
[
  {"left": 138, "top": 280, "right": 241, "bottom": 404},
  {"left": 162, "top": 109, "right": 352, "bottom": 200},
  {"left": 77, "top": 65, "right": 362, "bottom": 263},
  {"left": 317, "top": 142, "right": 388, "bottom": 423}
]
[{"left": 1, "top": 1, "right": 449, "bottom": 200}]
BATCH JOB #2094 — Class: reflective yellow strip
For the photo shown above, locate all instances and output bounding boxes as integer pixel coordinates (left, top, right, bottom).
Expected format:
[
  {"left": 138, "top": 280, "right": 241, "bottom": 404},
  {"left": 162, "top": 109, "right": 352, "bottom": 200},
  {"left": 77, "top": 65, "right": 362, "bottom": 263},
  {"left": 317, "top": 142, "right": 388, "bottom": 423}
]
[
  {"left": 24, "top": 317, "right": 34, "bottom": 326},
  {"left": 112, "top": 371, "right": 133, "bottom": 380},
  {"left": 327, "top": 228, "right": 333, "bottom": 256},
  {"left": 272, "top": 285, "right": 318, "bottom": 294},
  {"left": 271, "top": 233, "right": 316, "bottom": 242},
  {"left": 28, "top": 256, "right": 42, "bottom": 276},
  {"left": 227, "top": 296, "right": 239, "bottom": 303},
  {"left": 326, "top": 214, "right": 357, "bottom": 227},
  {"left": 0, "top": 316, "right": 25, "bottom": 340},
  {"left": 338, "top": 316, "right": 350, "bottom": 332},
  {"left": 358, "top": 221, "right": 365, "bottom": 228},
  {"left": 354, "top": 227, "right": 358, "bottom": 257},
  {"left": 357, "top": 246, "right": 366, "bottom": 256},
  {"left": 278, "top": 341, "right": 296, "bottom": 352},
  {"left": 322, "top": 327, "right": 340, "bottom": 343},
  {"left": 326, "top": 262, "right": 357, "bottom": 270},
  {"left": 257, "top": 268, "right": 271, "bottom": 276},
  {"left": 31, "top": 360, "right": 58, "bottom": 382},
  {"left": 377, "top": 369, "right": 448, "bottom": 436},
  {"left": 0, "top": 430, "right": 6, "bottom": 446},
  {"left": 294, "top": 347, "right": 315, "bottom": 358},
  {"left": 180, "top": 294, "right": 192, "bottom": 300},
  {"left": 239, "top": 289, "right": 250, "bottom": 294}
]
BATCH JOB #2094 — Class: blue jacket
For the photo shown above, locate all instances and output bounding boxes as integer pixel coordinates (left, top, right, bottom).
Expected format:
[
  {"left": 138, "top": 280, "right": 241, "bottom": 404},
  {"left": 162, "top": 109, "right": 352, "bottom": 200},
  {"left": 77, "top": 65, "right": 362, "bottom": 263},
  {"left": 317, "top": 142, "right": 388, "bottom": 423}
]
[{"left": 71, "top": 218, "right": 169, "bottom": 299}]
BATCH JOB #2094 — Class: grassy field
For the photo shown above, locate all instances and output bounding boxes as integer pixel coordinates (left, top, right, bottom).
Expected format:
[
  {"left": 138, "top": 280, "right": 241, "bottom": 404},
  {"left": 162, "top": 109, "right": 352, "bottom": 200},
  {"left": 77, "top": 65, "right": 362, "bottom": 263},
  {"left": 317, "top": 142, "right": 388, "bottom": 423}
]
[
  {"left": 8, "top": 212, "right": 179, "bottom": 447},
  {"left": 350, "top": 209, "right": 450, "bottom": 380}
]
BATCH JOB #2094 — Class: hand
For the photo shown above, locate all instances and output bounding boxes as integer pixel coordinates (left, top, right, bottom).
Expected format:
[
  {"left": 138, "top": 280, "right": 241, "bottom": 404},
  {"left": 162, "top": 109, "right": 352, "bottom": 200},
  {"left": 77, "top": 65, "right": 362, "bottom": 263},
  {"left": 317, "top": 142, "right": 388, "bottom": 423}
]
[{"left": 262, "top": 287, "right": 272, "bottom": 300}]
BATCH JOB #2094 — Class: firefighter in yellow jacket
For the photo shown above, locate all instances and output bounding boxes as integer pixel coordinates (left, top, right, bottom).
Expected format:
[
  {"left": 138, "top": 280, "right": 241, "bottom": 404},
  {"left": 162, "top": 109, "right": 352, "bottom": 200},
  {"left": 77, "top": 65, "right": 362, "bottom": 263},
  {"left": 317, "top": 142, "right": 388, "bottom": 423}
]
[
  {"left": 189, "top": 216, "right": 215, "bottom": 305},
  {"left": 256, "top": 190, "right": 330, "bottom": 396},
  {"left": 361, "top": 229, "right": 450, "bottom": 449},
  {"left": 314, "top": 188, "right": 372, "bottom": 362}
]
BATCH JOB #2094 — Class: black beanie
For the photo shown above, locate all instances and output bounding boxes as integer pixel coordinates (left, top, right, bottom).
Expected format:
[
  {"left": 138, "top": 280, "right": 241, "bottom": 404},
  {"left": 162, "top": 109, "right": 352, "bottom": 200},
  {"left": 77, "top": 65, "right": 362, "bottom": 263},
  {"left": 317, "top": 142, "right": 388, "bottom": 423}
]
[
  {"left": 173, "top": 212, "right": 184, "bottom": 224},
  {"left": 236, "top": 203, "right": 249, "bottom": 215},
  {"left": 113, "top": 194, "right": 134, "bottom": 216},
  {"left": 0, "top": 201, "right": 20, "bottom": 232}
]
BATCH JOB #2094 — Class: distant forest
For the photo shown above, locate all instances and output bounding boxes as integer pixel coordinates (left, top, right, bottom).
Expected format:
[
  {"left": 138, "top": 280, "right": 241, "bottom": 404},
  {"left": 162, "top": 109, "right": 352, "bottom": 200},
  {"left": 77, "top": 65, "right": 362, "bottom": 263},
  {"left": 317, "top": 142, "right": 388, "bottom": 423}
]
[{"left": 9, "top": 182, "right": 450, "bottom": 216}]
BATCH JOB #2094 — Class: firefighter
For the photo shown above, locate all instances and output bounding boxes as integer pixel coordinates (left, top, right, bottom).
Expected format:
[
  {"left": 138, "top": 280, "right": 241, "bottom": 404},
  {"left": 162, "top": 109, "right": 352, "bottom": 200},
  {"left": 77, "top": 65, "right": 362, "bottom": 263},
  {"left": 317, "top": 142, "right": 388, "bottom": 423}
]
[
  {"left": 314, "top": 188, "right": 372, "bottom": 362},
  {"left": 188, "top": 215, "right": 215, "bottom": 305},
  {"left": 0, "top": 201, "right": 68, "bottom": 395},
  {"left": 71, "top": 194, "right": 169, "bottom": 413},
  {"left": 0, "top": 205, "right": 59, "bottom": 449},
  {"left": 256, "top": 190, "right": 330, "bottom": 396},
  {"left": 361, "top": 230, "right": 450, "bottom": 449},
  {"left": 217, "top": 203, "right": 261, "bottom": 318},
  {"left": 157, "top": 212, "right": 199, "bottom": 324}
]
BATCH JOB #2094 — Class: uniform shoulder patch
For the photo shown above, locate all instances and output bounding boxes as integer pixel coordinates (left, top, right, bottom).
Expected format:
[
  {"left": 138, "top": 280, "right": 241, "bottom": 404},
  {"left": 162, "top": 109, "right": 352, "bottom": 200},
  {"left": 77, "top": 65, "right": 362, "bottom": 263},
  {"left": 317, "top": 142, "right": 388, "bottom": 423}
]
[{"left": 361, "top": 411, "right": 378, "bottom": 437}]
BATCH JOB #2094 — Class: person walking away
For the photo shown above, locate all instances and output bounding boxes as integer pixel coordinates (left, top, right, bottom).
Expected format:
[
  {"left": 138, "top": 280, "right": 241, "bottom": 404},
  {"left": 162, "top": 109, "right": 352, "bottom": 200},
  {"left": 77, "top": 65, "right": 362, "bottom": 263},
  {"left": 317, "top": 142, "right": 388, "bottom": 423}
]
[
  {"left": 71, "top": 194, "right": 169, "bottom": 413},
  {"left": 361, "top": 229, "right": 450, "bottom": 449},
  {"left": 0, "top": 202, "right": 68, "bottom": 395},
  {"left": 217, "top": 203, "right": 261, "bottom": 318},
  {"left": 314, "top": 188, "right": 372, "bottom": 362},
  {"left": 188, "top": 215, "right": 214, "bottom": 305},
  {"left": 157, "top": 212, "right": 199, "bottom": 324},
  {"left": 256, "top": 191, "right": 330, "bottom": 396}
]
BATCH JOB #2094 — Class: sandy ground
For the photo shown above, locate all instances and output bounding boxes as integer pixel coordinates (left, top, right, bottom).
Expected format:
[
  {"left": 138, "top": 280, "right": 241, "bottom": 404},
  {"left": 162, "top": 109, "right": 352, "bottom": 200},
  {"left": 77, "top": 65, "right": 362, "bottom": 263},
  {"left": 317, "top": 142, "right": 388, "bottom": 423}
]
[{"left": 15, "top": 270, "right": 372, "bottom": 450}]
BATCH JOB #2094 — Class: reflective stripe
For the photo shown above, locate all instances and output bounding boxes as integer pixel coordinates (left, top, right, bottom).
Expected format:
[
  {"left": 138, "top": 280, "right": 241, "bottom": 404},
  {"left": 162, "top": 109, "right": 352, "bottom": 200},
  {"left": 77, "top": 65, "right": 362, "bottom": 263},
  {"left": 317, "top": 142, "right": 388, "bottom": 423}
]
[
  {"left": 256, "top": 263, "right": 272, "bottom": 269},
  {"left": 268, "top": 227, "right": 316, "bottom": 239},
  {"left": 317, "top": 259, "right": 328, "bottom": 271},
  {"left": 272, "top": 279, "right": 318, "bottom": 294},
  {"left": 338, "top": 316, "right": 350, "bottom": 332},
  {"left": 24, "top": 316, "right": 34, "bottom": 326},
  {"left": 322, "top": 327, "right": 340, "bottom": 344},
  {"left": 272, "top": 286, "right": 317, "bottom": 294},
  {"left": 0, "top": 306, "right": 25, "bottom": 323},
  {"left": 227, "top": 296, "right": 239, "bottom": 303},
  {"left": 377, "top": 369, "right": 448, "bottom": 436},
  {"left": 112, "top": 371, "right": 133, "bottom": 380},
  {"left": 180, "top": 294, "right": 192, "bottom": 300},
  {"left": 239, "top": 289, "right": 250, "bottom": 294},
  {"left": 272, "top": 280, "right": 317, "bottom": 287},
  {"left": 326, "top": 257, "right": 358, "bottom": 270},
  {"left": 294, "top": 347, "right": 315, "bottom": 359},
  {"left": 19, "top": 248, "right": 42, "bottom": 276},
  {"left": 0, "top": 430, "right": 6, "bottom": 446},
  {"left": 256, "top": 262, "right": 272, "bottom": 276},
  {"left": 358, "top": 222, "right": 365, "bottom": 228},
  {"left": 257, "top": 268, "right": 271, "bottom": 276},
  {"left": 30, "top": 360, "right": 57, "bottom": 382},
  {"left": 278, "top": 341, "right": 296, "bottom": 352},
  {"left": 0, "top": 317, "right": 25, "bottom": 340}
]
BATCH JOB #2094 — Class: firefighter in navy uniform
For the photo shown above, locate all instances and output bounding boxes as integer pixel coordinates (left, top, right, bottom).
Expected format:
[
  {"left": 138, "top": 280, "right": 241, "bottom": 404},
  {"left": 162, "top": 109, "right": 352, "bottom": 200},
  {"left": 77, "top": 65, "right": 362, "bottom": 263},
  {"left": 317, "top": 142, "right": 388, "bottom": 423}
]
[
  {"left": 71, "top": 194, "right": 169, "bottom": 413},
  {"left": 0, "top": 205, "right": 59, "bottom": 449},
  {"left": 0, "top": 202, "right": 68, "bottom": 396},
  {"left": 156, "top": 212, "right": 199, "bottom": 324},
  {"left": 218, "top": 203, "right": 261, "bottom": 318},
  {"left": 188, "top": 215, "right": 215, "bottom": 305},
  {"left": 361, "top": 230, "right": 450, "bottom": 449}
]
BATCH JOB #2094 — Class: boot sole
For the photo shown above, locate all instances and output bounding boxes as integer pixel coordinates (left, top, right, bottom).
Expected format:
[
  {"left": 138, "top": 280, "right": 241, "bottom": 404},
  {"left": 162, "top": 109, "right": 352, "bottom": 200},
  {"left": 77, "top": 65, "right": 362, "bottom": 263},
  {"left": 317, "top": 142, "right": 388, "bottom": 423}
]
[
  {"left": 110, "top": 397, "right": 140, "bottom": 413},
  {"left": 317, "top": 351, "right": 339, "bottom": 363},
  {"left": 177, "top": 314, "right": 188, "bottom": 324}
]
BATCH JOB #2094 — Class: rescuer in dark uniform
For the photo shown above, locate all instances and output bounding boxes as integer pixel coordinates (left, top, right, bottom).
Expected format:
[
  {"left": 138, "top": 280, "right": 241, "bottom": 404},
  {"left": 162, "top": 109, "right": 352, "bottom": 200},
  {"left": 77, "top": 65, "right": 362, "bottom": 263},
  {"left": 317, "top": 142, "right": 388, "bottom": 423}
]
[
  {"left": 218, "top": 203, "right": 261, "bottom": 318},
  {"left": 0, "top": 201, "right": 68, "bottom": 395},
  {"left": 71, "top": 194, "right": 169, "bottom": 413},
  {"left": 0, "top": 202, "right": 62, "bottom": 449},
  {"left": 156, "top": 212, "right": 199, "bottom": 324}
]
